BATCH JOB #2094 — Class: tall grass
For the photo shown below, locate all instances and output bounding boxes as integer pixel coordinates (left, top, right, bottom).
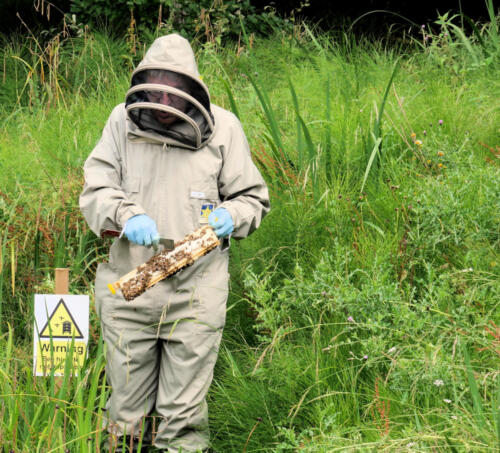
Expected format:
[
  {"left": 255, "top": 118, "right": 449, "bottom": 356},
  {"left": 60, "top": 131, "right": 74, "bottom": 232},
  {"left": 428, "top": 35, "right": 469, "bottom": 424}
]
[
  {"left": 207, "top": 12, "right": 499, "bottom": 452},
  {"left": 0, "top": 325, "right": 109, "bottom": 452},
  {"left": 0, "top": 29, "right": 128, "bottom": 114},
  {"left": 1, "top": 7, "right": 499, "bottom": 451}
]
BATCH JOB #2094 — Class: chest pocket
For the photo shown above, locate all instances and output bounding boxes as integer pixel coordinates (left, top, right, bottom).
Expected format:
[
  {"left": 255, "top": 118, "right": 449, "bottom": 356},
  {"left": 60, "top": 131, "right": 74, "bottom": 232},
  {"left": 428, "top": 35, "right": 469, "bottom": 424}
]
[
  {"left": 122, "top": 176, "right": 140, "bottom": 194},
  {"left": 120, "top": 177, "right": 141, "bottom": 210},
  {"left": 189, "top": 186, "right": 219, "bottom": 229}
]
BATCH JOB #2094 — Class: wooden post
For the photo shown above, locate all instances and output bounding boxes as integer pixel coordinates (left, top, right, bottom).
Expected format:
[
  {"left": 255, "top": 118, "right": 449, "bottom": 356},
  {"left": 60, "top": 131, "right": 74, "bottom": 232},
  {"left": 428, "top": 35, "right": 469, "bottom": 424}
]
[
  {"left": 54, "top": 268, "right": 69, "bottom": 390},
  {"left": 55, "top": 268, "right": 69, "bottom": 294}
]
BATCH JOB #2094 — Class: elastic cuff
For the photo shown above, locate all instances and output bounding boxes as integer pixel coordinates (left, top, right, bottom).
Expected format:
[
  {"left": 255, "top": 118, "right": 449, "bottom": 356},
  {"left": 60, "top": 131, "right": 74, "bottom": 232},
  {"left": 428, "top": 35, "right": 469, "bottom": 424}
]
[
  {"left": 118, "top": 205, "right": 146, "bottom": 230},
  {"left": 218, "top": 203, "right": 237, "bottom": 230}
]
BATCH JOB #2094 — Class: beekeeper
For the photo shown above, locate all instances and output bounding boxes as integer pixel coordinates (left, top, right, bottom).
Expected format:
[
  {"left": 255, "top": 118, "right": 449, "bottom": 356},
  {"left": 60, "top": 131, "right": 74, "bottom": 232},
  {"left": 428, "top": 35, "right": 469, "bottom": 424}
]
[{"left": 79, "top": 34, "right": 270, "bottom": 453}]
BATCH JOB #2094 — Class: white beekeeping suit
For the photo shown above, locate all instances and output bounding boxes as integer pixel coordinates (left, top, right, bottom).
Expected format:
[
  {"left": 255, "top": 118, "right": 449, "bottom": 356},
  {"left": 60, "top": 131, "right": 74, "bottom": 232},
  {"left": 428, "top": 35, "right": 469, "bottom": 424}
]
[{"left": 80, "top": 33, "right": 270, "bottom": 452}]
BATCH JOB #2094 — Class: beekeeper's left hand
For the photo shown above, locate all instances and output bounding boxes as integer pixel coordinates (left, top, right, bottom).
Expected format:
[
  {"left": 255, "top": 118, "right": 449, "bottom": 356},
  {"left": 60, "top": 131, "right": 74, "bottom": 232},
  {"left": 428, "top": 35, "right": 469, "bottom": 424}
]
[{"left": 208, "top": 208, "right": 234, "bottom": 238}]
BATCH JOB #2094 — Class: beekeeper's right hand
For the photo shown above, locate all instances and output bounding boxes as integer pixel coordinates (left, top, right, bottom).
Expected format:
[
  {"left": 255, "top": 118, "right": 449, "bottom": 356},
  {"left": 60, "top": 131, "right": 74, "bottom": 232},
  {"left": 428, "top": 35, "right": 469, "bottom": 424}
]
[{"left": 123, "top": 214, "right": 160, "bottom": 247}]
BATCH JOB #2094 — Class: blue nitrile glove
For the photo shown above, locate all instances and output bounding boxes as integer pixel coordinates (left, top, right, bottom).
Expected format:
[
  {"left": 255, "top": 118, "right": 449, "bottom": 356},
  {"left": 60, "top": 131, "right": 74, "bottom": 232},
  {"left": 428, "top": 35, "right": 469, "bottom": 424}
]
[
  {"left": 208, "top": 207, "right": 234, "bottom": 238},
  {"left": 123, "top": 214, "right": 160, "bottom": 247}
]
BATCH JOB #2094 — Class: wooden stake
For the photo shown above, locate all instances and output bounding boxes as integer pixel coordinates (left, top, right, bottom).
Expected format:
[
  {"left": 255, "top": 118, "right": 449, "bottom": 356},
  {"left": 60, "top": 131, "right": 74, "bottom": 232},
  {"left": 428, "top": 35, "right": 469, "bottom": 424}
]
[
  {"left": 55, "top": 268, "right": 69, "bottom": 294},
  {"left": 54, "top": 268, "right": 69, "bottom": 390}
]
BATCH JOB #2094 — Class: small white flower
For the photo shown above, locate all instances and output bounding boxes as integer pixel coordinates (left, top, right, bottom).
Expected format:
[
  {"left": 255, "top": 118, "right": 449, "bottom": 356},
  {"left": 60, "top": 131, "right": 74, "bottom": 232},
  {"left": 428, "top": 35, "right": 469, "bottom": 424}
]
[
  {"left": 388, "top": 347, "right": 397, "bottom": 354},
  {"left": 443, "top": 398, "right": 452, "bottom": 403},
  {"left": 433, "top": 379, "right": 444, "bottom": 387},
  {"left": 407, "top": 442, "right": 417, "bottom": 448}
]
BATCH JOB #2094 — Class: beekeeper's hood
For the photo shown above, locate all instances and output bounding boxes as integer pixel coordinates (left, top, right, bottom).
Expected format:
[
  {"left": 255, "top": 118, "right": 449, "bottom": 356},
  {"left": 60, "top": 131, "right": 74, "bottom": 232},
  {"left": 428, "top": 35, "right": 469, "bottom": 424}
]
[{"left": 125, "top": 34, "right": 214, "bottom": 149}]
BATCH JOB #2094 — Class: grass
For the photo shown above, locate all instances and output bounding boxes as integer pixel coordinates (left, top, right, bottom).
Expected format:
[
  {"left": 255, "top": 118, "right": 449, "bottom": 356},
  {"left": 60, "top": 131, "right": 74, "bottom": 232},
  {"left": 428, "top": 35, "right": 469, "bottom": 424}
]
[{"left": 0, "top": 8, "right": 499, "bottom": 452}]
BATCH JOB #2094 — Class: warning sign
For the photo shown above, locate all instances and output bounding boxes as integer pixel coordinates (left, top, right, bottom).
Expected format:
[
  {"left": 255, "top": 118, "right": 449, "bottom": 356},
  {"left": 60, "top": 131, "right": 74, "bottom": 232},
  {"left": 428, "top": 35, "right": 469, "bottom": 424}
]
[
  {"left": 39, "top": 299, "right": 84, "bottom": 339},
  {"left": 33, "top": 294, "right": 89, "bottom": 377},
  {"left": 35, "top": 340, "right": 87, "bottom": 375}
]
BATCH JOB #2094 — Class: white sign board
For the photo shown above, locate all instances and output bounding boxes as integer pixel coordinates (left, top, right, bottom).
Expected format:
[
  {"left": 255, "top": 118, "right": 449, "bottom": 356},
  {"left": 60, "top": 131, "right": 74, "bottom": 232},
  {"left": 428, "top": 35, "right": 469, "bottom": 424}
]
[{"left": 33, "top": 294, "right": 89, "bottom": 376}]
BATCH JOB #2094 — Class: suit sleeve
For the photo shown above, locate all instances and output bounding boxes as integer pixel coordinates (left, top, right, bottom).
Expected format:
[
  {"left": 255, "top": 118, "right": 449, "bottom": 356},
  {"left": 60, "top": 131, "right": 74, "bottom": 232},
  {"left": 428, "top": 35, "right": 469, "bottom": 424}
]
[
  {"left": 79, "top": 106, "right": 145, "bottom": 237},
  {"left": 218, "top": 113, "right": 270, "bottom": 239}
]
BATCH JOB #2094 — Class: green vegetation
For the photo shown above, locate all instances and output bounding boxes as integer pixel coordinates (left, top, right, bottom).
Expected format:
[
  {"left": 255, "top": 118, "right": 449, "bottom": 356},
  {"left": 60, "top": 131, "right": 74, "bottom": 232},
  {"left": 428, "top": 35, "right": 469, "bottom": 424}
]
[
  {"left": 0, "top": 7, "right": 499, "bottom": 452},
  {"left": 68, "top": 0, "right": 287, "bottom": 43}
]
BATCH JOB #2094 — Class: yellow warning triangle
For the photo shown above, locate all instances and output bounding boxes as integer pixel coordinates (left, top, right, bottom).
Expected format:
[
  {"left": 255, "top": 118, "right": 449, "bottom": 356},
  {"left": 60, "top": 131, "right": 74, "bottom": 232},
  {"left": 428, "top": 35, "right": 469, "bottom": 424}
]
[{"left": 39, "top": 299, "right": 83, "bottom": 339}]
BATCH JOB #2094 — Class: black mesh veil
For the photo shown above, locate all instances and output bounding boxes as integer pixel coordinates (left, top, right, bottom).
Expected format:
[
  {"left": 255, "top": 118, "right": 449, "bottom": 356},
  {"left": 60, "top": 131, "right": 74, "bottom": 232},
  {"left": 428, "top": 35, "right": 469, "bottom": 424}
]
[{"left": 125, "top": 69, "right": 214, "bottom": 148}]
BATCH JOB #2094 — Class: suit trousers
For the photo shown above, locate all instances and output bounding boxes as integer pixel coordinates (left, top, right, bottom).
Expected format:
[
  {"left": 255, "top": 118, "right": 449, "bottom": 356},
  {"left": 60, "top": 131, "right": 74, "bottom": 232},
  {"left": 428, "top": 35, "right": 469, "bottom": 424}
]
[{"left": 94, "top": 253, "right": 228, "bottom": 452}]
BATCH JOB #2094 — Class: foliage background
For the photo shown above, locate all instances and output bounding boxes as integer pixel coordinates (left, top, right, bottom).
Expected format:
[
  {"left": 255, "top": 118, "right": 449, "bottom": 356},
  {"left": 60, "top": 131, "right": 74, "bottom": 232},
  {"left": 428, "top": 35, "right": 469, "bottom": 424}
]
[{"left": 0, "top": 1, "right": 499, "bottom": 452}]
